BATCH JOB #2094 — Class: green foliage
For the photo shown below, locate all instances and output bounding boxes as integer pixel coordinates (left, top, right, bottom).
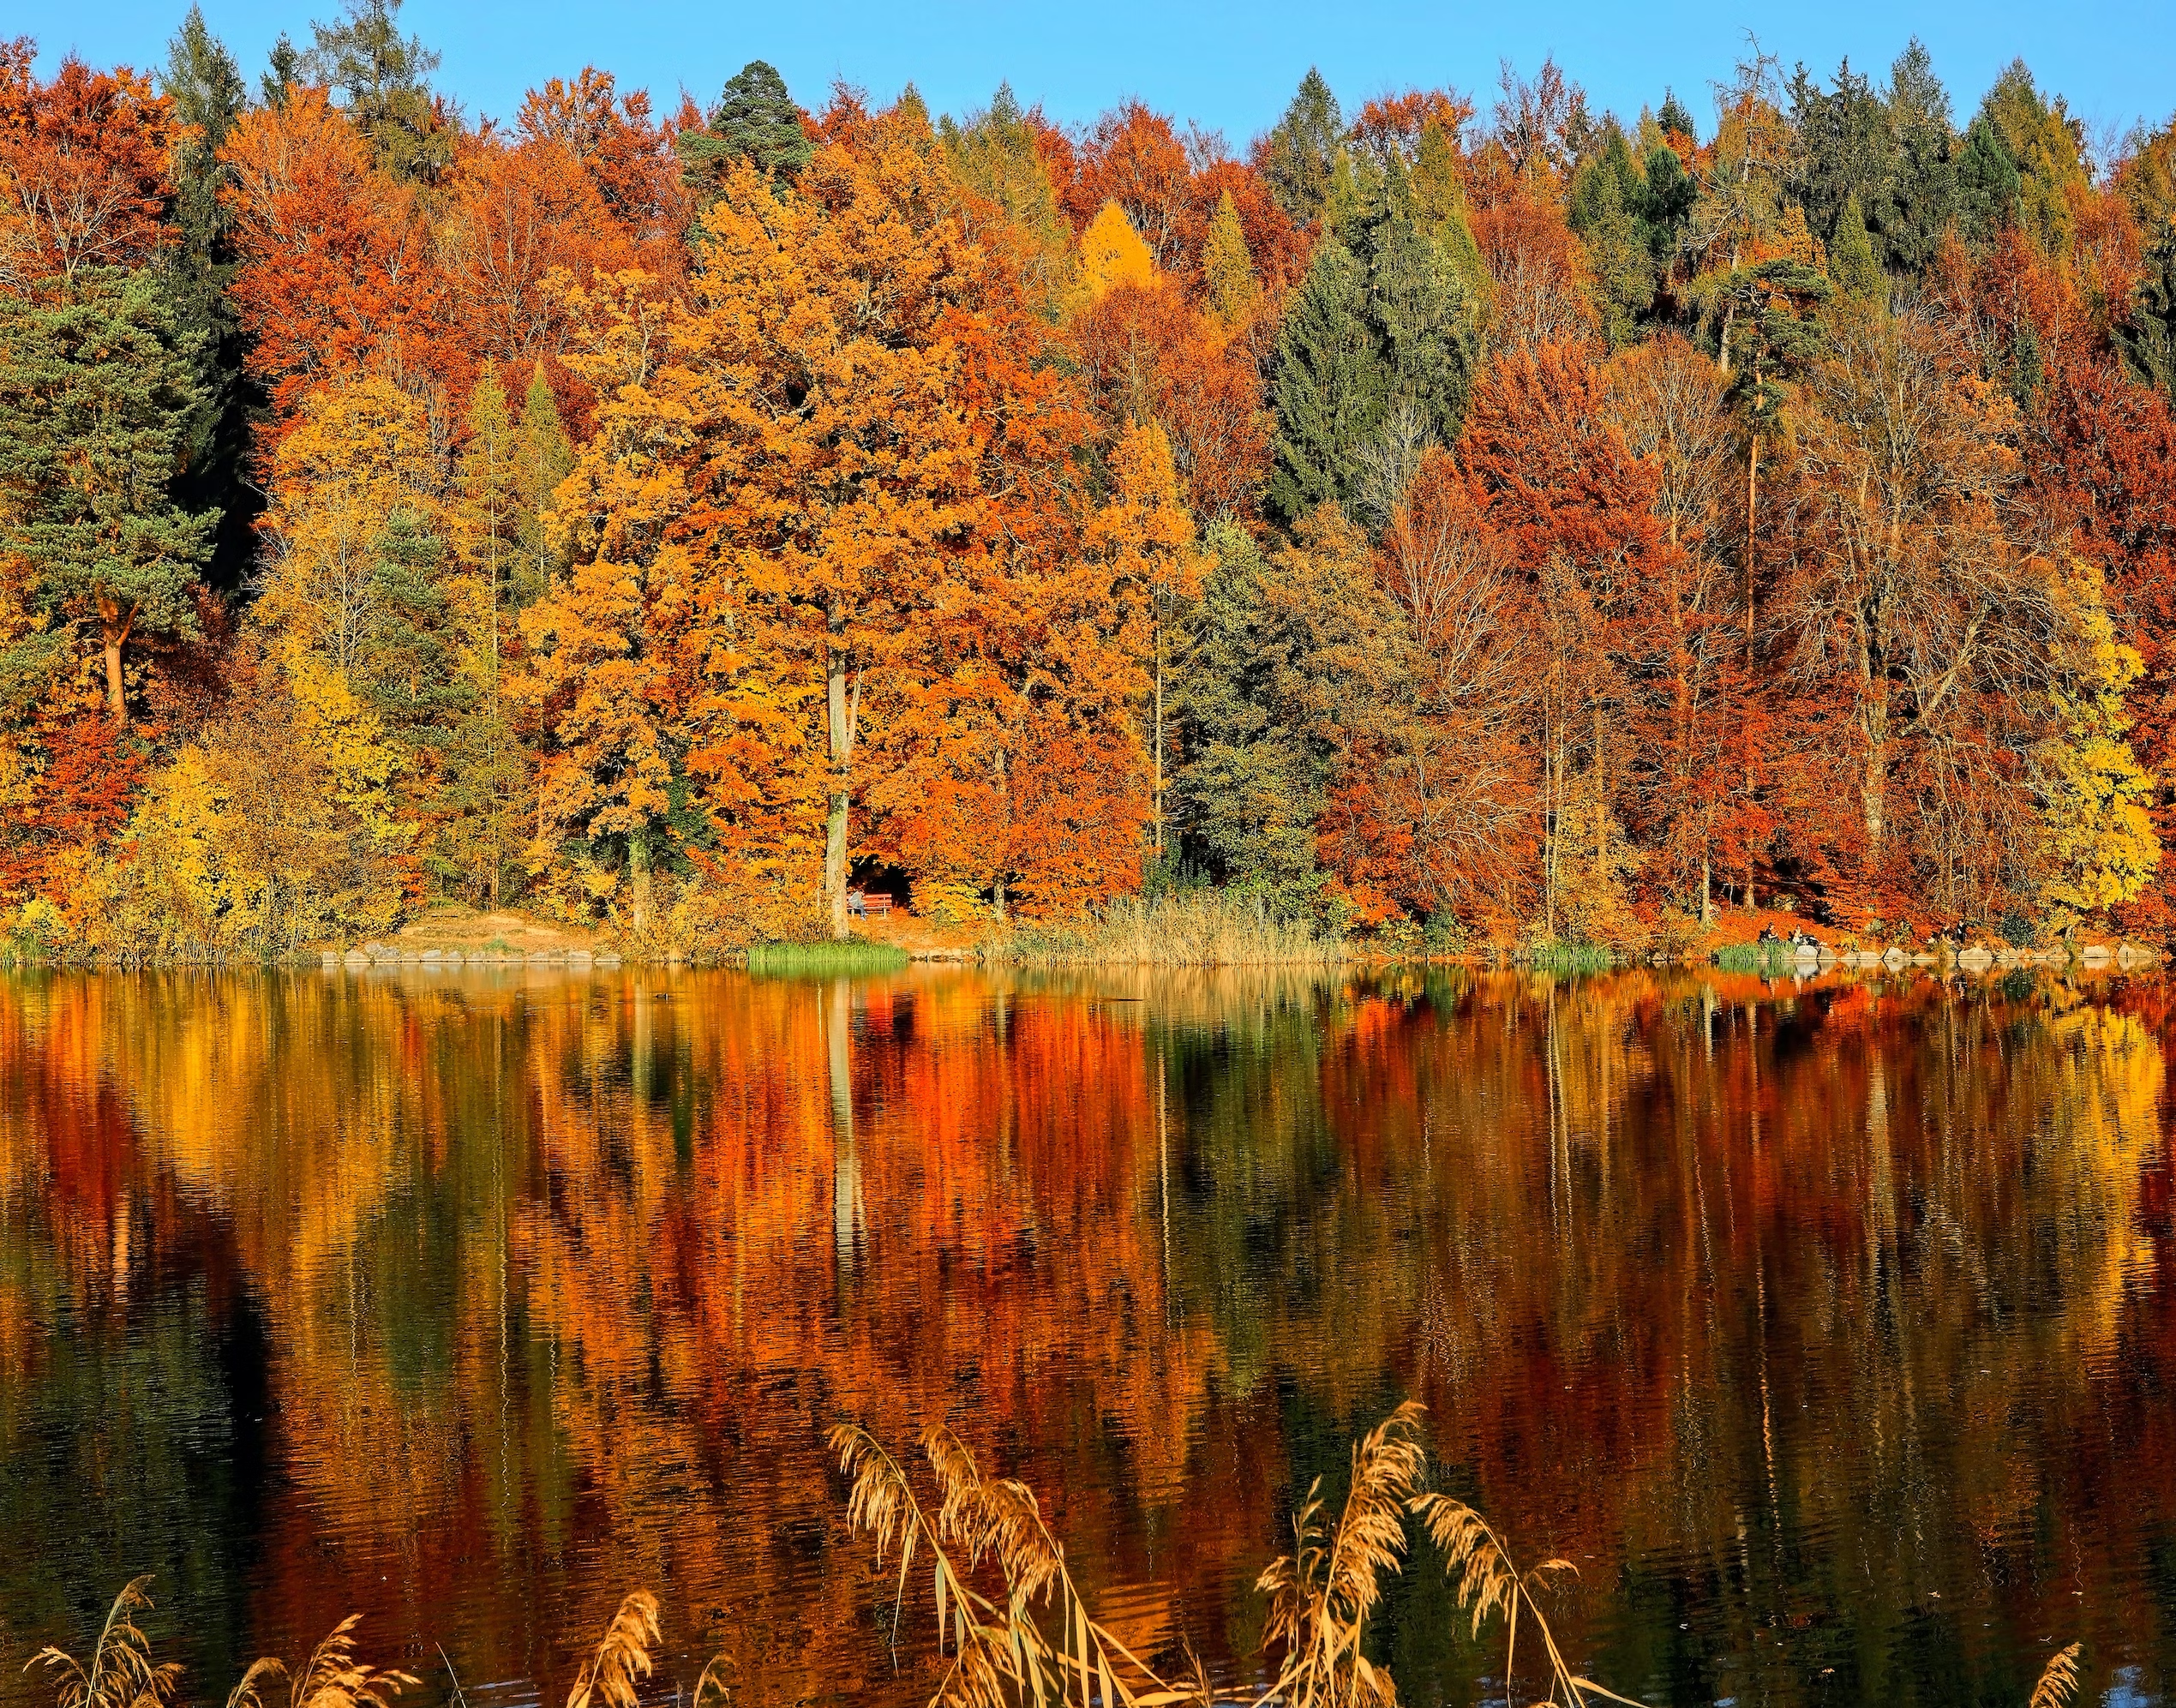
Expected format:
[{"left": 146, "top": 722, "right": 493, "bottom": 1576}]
[
  {"left": 746, "top": 939, "right": 909, "bottom": 975},
  {"left": 514, "top": 366, "right": 573, "bottom": 608},
  {"left": 682, "top": 60, "right": 812, "bottom": 189},
  {"left": 302, "top": 0, "right": 449, "bottom": 182},
  {"left": 939, "top": 84, "right": 1076, "bottom": 315},
  {"left": 1269, "top": 177, "right": 1481, "bottom": 524},
  {"left": 1829, "top": 192, "right": 1884, "bottom": 299},
  {"left": 1977, "top": 58, "right": 2087, "bottom": 252},
  {"left": 359, "top": 511, "right": 471, "bottom": 743},
  {"left": 1657, "top": 89, "right": 1698, "bottom": 141},
  {"left": 0, "top": 272, "right": 213, "bottom": 693},
  {"left": 1878, "top": 40, "right": 1957, "bottom": 274},
  {"left": 159, "top": 6, "right": 258, "bottom": 591},
  {"left": 1955, "top": 114, "right": 2023, "bottom": 243},
  {"left": 1713, "top": 941, "right": 1791, "bottom": 971},
  {"left": 1568, "top": 127, "right": 1657, "bottom": 347},
  {"left": 1788, "top": 58, "right": 1892, "bottom": 250},
  {"left": 1269, "top": 241, "right": 1383, "bottom": 521},
  {"left": 2115, "top": 222, "right": 2176, "bottom": 402},
  {"left": 1261, "top": 68, "right": 1345, "bottom": 225},
  {"left": 1169, "top": 518, "right": 1400, "bottom": 924}
]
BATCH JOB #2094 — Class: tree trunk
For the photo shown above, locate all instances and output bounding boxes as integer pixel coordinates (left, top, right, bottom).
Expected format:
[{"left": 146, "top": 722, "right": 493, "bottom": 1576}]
[
  {"left": 97, "top": 593, "right": 133, "bottom": 724},
  {"left": 1862, "top": 707, "right": 1887, "bottom": 850},
  {"left": 824, "top": 642, "right": 857, "bottom": 938},
  {"left": 1154, "top": 616, "right": 1166, "bottom": 862},
  {"left": 629, "top": 823, "right": 651, "bottom": 938}
]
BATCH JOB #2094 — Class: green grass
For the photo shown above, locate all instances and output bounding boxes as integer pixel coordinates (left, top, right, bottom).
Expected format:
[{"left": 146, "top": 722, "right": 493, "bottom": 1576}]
[
  {"left": 1523, "top": 939, "right": 1616, "bottom": 971},
  {"left": 997, "top": 890, "right": 1345, "bottom": 967},
  {"left": 1712, "top": 942, "right": 1793, "bottom": 972},
  {"left": 746, "top": 939, "right": 911, "bottom": 976}
]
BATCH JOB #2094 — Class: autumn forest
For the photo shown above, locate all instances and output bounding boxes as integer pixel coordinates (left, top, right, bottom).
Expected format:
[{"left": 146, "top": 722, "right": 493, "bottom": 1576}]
[{"left": 7, "top": 2, "right": 2176, "bottom": 958}]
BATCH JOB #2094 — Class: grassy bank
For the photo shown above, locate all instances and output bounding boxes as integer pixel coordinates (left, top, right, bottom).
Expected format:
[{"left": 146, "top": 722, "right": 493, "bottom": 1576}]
[
  {"left": 744, "top": 939, "right": 911, "bottom": 976},
  {"left": 995, "top": 890, "right": 1345, "bottom": 967}
]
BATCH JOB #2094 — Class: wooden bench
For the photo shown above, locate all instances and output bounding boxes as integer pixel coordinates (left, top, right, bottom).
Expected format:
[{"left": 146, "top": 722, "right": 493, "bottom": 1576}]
[{"left": 848, "top": 890, "right": 893, "bottom": 919}]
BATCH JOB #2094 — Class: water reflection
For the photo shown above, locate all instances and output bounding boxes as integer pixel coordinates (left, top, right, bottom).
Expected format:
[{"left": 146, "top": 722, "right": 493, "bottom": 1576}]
[{"left": 2, "top": 966, "right": 2173, "bottom": 1708}]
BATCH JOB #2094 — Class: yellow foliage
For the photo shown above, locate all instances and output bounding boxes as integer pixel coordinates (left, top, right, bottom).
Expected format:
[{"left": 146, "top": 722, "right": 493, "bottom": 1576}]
[
  {"left": 259, "top": 375, "right": 441, "bottom": 677},
  {"left": 1076, "top": 201, "right": 1155, "bottom": 304},
  {"left": 2036, "top": 560, "right": 2161, "bottom": 930}
]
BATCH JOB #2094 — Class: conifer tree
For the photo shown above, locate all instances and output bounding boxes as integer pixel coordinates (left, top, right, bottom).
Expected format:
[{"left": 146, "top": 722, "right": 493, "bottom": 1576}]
[
  {"left": 681, "top": 60, "right": 811, "bottom": 189},
  {"left": 1077, "top": 202, "right": 1155, "bottom": 301},
  {"left": 1879, "top": 40, "right": 1957, "bottom": 274},
  {"left": 1268, "top": 241, "right": 1383, "bottom": 522},
  {"left": 1201, "top": 191, "right": 1260, "bottom": 329},
  {"left": 159, "top": 6, "right": 257, "bottom": 590},
  {"left": 1955, "top": 113, "right": 2023, "bottom": 243},
  {"left": 940, "top": 84, "right": 1076, "bottom": 315},
  {"left": 1261, "top": 69, "right": 1345, "bottom": 225},
  {"left": 1829, "top": 192, "right": 1883, "bottom": 299},
  {"left": 301, "top": 0, "right": 448, "bottom": 182},
  {"left": 0, "top": 273, "right": 213, "bottom": 722},
  {"left": 513, "top": 366, "right": 573, "bottom": 609}
]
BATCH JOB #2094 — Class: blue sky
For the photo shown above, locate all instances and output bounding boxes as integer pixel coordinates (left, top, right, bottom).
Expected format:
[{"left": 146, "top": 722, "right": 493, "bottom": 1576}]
[{"left": 23, "top": 0, "right": 2176, "bottom": 158}]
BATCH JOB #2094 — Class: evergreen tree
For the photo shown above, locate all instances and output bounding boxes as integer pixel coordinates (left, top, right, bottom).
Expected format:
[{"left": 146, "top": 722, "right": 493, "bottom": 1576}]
[
  {"left": 681, "top": 60, "right": 812, "bottom": 189},
  {"left": 1261, "top": 69, "right": 1345, "bottom": 225},
  {"left": 513, "top": 366, "right": 573, "bottom": 610},
  {"left": 940, "top": 84, "right": 1075, "bottom": 315},
  {"left": 359, "top": 509, "right": 469, "bottom": 746},
  {"left": 1201, "top": 190, "right": 1260, "bottom": 328},
  {"left": 1269, "top": 241, "right": 1382, "bottom": 522},
  {"left": 1830, "top": 192, "right": 1884, "bottom": 299},
  {"left": 1569, "top": 127, "right": 1657, "bottom": 346},
  {"left": 1879, "top": 40, "right": 1957, "bottom": 274},
  {"left": 1366, "top": 213, "right": 1479, "bottom": 443},
  {"left": 1955, "top": 113, "right": 2023, "bottom": 243},
  {"left": 1657, "top": 89, "right": 1698, "bottom": 141},
  {"left": 1788, "top": 58, "right": 1895, "bottom": 249},
  {"left": 1636, "top": 142, "right": 1698, "bottom": 259},
  {"left": 2116, "top": 222, "right": 2176, "bottom": 402},
  {"left": 302, "top": 0, "right": 449, "bottom": 182},
  {"left": 159, "top": 6, "right": 258, "bottom": 593},
  {"left": 0, "top": 272, "right": 213, "bottom": 723},
  {"left": 1978, "top": 59, "right": 2087, "bottom": 252},
  {"left": 260, "top": 33, "right": 299, "bottom": 106}
]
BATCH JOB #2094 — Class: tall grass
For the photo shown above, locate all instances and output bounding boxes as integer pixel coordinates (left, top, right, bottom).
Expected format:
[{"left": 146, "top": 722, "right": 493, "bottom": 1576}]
[
  {"left": 998, "top": 891, "right": 1344, "bottom": 968},
  {"left": 745, "top": 939, "right": 910, "bottom": 976},
  {"left": 1523, "top": 941, "right": 1616, "bottom": 972},
  {"left": 1711, "top": 942, "right": 1792, "bottom": 973}
]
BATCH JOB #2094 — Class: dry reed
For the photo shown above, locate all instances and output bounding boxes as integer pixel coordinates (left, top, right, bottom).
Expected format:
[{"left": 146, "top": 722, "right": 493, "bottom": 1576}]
[
  {"left": 27, "top": 1579, "right": 183, "bottom": 1708},
  {"left": 2029, "top": 1644, "right": 2082, "bottom": 1708},
  {"left": 1256, "top": 1400, "right": 1430, "bottom": 1708},
  {"left": 566, "top": 1592, "right": 660, "bottom": 1708},
  {"left": 997, "top": 892, "right": 1344, "bottom": 968},
  {"left": 829, "top": 1421, "right": 1207, "bottom": 1708}
]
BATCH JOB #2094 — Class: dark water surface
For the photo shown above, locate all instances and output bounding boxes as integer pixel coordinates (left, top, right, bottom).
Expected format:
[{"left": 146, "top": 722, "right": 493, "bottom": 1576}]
[{"left": 3, "top": 964, "right": 2173, "bottom": 1708}]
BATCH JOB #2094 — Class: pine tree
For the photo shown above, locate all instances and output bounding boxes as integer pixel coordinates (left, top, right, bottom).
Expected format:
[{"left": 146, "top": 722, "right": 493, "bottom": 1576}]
[
  {"left": 513, "top": 366, "right": 573, "bottom": 609},
  {"left": 2117, "top": 222, "right": 2176, "bottom": 402},
  {"left": 940, "top": 83, "right": 1076, "bottom": 316},
  {"left": 1657, "top": 89, "right": 1698, "bottom": 142},
  {"left": 1955, "top": 113, "right": 2023, "bottom": 243},
  {"left": 680, "top": 60, "right": 811, "bottom": 189},
  {"left": 159, "top": 6, "right": 257, "bottom": 592},
  {"left": 301, "top": 0, "right": 448, "bottom": 182},
  {"left": 1829, "top": 192, "right": 1883, "bottom": 300},
  {"left": 1365, "top": 214, "right": 1479, "bottom": 443},
  {"left": 1261, "top": 69, "right": 1345, "bottom": 225},
  {"left": 1201, "top": 191, "right": 1260, "bottom": 329},
  {"left": 1879, "top": 39, "right": 1956, "bottom": 274},
  {"left": 1268, "top": 241, "right": 1384, "bottom": 523},
  {"left": 0, "top": 272, "right": 213, "bottom": 722},
  {"left": 1569, "top": 128, "right": 1657, "bottom": 346}
]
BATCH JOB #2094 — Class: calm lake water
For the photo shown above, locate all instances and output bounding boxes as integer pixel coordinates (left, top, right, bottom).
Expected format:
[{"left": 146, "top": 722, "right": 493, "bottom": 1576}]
[{"left": 3, "top": 964, "right": 2173, "bottom": 1708}]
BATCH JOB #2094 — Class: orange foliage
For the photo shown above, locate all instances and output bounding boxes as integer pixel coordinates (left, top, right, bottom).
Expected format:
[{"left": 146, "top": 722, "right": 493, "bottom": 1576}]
[{"left": 0, "top": 45, "right": 171, "bottom": 289}]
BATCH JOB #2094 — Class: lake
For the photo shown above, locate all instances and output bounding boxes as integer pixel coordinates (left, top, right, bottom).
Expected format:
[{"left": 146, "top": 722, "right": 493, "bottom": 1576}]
[{"left": 1, "top": 964, "right": 2169, "bottom": 1708}]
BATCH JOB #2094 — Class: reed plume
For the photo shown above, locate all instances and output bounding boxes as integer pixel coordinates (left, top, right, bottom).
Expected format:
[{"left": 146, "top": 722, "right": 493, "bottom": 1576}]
[
  {"left": 1408, "top": 1490, "right": 1636, "bottom": 1708},
  {"left": 566, "top": 1593, "right": 660, "bottom": 1708},
  {"left": 2029, "top": 1644, "right": 2082, "bottom": 1708},
  {"left": 26, "top": 1578, "right": 183, "bottom": 1708},
  {"left": 1255, "top": 1400, "right": 1430, "bottom": 1708},
  {"left": 829, "top": 1421, "right": 1202, "bottom": 1708}
]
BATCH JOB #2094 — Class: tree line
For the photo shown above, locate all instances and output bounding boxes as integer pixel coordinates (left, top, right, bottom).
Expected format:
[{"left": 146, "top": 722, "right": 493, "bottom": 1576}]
[{"left": 5, "top": 0, "right": 2176, "bottom": 953}]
